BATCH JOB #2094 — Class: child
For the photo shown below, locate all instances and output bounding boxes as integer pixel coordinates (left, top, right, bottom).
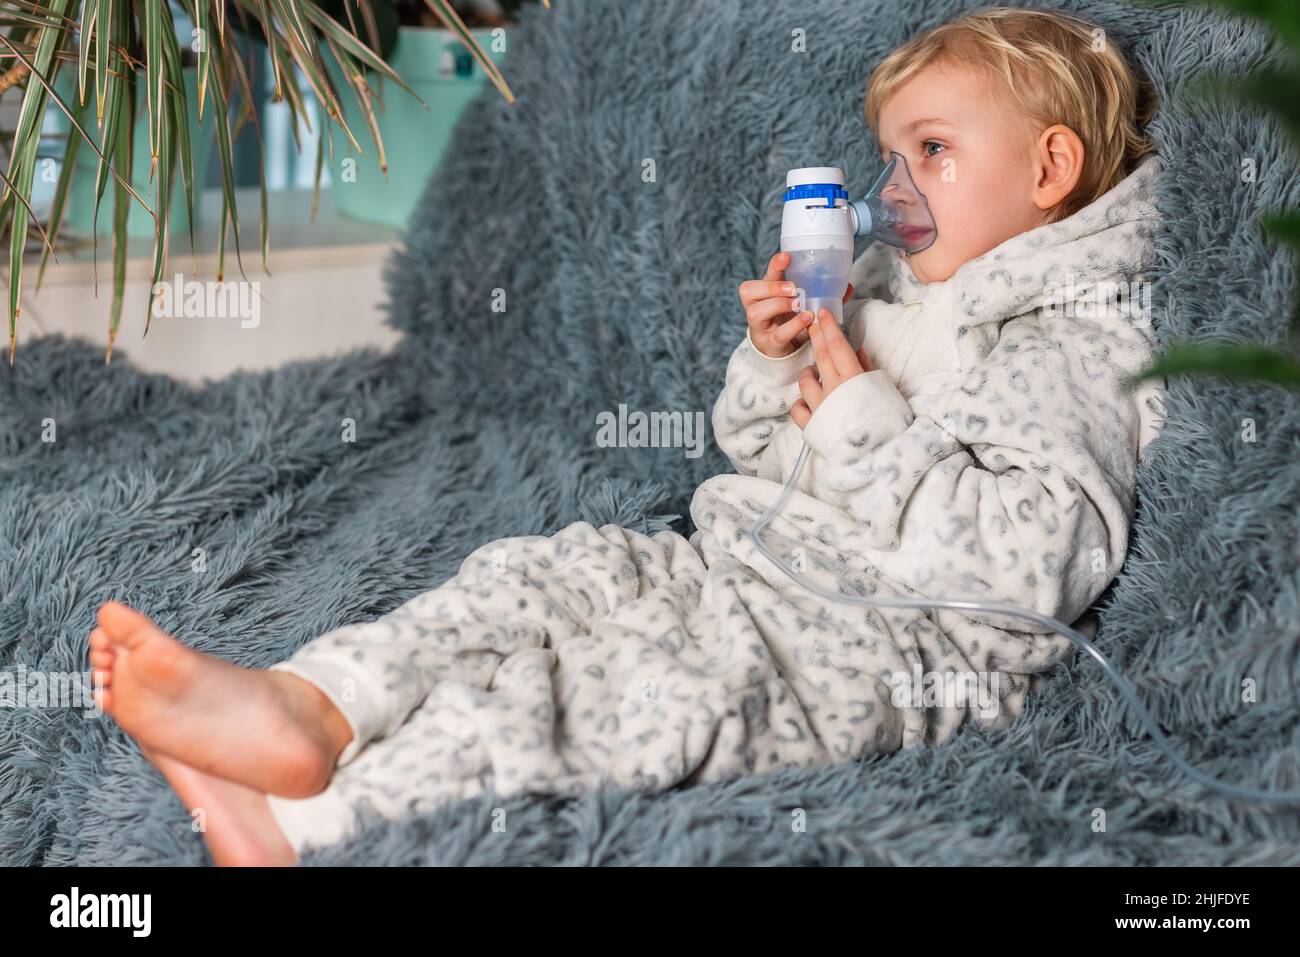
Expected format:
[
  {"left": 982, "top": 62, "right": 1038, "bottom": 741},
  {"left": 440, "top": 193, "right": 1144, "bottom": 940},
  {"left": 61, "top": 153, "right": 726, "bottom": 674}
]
[{"left": 88, "top": 6, "right": 1165, "bottom": 865}]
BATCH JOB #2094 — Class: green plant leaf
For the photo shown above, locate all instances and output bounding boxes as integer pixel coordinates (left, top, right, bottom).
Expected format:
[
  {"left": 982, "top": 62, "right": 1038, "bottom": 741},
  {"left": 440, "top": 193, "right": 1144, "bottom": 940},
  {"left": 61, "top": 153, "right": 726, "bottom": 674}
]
[
  {"left": 303, "top": 0, "right": 419, "bottom": 100},
  {"left": 1127, "top": 339, "right": 1300, "bottom": 389},
  {"left": 4, "top": 0, "right": 76, "bottom": 363},
  {"left": 158, "top": 1, "right": 198, "bottom": 261},
  {"left": 0, "top": 161, "right": 59, "bottom": 259},
  {"left": 76, "top": 0, "right": 99, "bottom": 110},
  {"left": 1260, "top": 210, "right": 1300, "bottom": 256},
  {"left": 108, "top": 78, "right": 132, "bottom": 361},
  {"left": 204, "top": 44, "right": 248, "bottom": 283},
  {"left": 145, "top": 61, "right": 175, "bottom": 337},
  {"left": 419, "top": 0, "right": 513, "bottom": 104},
  {"left": 89, "top": 22, "right": 126, "bottom": 296},
  {"left": 34, "top": 88, "right": 89, "bottom": 291},
  {"left": 321, "top": 30, "right": 387, "bottom": 174},
  {"left": 94, "top": 0, "right": 109, "bottom": 122},
  {"left": 191, "top": 0, "right": 211, "bottom": 120}
]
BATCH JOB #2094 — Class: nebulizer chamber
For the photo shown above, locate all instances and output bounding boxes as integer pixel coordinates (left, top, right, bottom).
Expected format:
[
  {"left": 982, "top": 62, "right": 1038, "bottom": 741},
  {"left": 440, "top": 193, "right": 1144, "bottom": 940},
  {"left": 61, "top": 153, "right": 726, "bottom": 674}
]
[
  {"left": 748, "top": 151, "right": 1299, "bottom": 805},
  {"left": 780, "top": 151, "right": 937, "bottom": 331}
]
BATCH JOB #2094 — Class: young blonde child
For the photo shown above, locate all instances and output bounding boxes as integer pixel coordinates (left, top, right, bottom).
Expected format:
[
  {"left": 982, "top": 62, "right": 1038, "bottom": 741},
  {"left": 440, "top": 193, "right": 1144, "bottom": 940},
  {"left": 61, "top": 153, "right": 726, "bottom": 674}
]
[{"left": 89, "top": 7, "right": 1164, "bottom": 865}]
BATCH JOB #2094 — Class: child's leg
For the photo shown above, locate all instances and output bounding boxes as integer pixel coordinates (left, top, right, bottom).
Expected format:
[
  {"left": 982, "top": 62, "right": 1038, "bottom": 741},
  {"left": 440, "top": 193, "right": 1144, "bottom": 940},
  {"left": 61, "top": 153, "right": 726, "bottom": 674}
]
[
  {"left": 141, "top": 744, "right": 297, "bottom": 866},
  {"left": 91, "top": 602, "right": 357, "bottom": 800},
  {"left": 264, "top": 697, "right": 465, "bottom": 856},
  {"left": 261, "top": 519, "right": 714, "bottom": 855},
  {"left": 93, "top": 518, "right": 704, "bottom": 826},
  {"left": 95, "top": 519, "right": 707, "bottom": 861},
  {"left": 266, "top": 519, "right": 707, "bottom": 772}
]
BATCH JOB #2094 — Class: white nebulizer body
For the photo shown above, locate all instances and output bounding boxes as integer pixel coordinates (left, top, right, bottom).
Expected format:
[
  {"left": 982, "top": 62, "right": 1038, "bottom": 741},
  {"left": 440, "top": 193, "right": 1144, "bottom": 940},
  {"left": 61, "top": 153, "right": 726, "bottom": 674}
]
[{"left": 780, "top": 151, "right": 937, "bottom": 331}]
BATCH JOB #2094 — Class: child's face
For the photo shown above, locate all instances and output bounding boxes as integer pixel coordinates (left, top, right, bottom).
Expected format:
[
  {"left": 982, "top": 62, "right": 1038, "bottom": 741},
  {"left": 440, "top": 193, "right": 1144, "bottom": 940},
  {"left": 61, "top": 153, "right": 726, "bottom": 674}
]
[{"left": 875, "top": 59, "right": 1052, "bottom": 283}]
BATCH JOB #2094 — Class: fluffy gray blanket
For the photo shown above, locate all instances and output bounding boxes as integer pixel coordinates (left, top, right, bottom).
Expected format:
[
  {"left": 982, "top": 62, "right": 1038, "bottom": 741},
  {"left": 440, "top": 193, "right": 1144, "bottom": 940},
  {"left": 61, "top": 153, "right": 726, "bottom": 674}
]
[{"left": 0, "top": 0, "right": 1296, "bottom": 865}]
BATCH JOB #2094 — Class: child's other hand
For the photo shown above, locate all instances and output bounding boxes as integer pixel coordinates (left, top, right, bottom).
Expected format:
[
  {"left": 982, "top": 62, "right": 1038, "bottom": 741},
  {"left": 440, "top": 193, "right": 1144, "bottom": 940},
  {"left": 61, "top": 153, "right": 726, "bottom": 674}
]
[
  {"left": 790, "top": 309, "right": 875, "bottom": 430},
  {"left": 739, "top": 251, "right": 853, "bottom": 359}
]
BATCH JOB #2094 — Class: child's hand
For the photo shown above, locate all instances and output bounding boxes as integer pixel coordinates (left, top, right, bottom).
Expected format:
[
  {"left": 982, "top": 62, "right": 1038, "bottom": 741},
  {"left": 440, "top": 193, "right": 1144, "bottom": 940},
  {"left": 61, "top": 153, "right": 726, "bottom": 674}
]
[
  {"left": 790, "top": 309, "right": 875, "bottom": 430},
  {"left": 739, "top": 251, "right": 853, "bottom": 359}
]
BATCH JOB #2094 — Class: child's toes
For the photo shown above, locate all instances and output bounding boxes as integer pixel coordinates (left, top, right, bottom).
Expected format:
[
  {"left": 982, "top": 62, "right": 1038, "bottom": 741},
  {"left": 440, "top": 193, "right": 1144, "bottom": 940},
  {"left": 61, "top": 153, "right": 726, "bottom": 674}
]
[
  {"left": 89, "top": 628, "right": 114, "bottom": 660},
  {"left": 89, "top": 626, "right": 112, "bottom": 652},
  {"left": 90, "top": 649, "right": 114, "bottom": 672},
  {"left": 96, "top": 600, "right": 161, "bottom": 650},
  {"left": 93, "top": 685, "right": 113, "bottom": 713}
]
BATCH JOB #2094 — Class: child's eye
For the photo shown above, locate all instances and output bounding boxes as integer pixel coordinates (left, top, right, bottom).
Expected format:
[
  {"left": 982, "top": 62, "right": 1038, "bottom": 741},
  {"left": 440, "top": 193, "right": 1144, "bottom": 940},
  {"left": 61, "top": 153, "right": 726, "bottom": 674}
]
[{"left": 922, "top": 140, "right": 946, "bottom": 157}]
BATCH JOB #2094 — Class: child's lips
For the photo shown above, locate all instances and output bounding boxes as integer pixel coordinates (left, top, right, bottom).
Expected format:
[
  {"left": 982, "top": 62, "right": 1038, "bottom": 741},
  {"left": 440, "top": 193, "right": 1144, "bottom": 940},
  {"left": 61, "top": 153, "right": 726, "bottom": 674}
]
[{"left": 899, "top": 225, "right": 935, "bottom": 247}]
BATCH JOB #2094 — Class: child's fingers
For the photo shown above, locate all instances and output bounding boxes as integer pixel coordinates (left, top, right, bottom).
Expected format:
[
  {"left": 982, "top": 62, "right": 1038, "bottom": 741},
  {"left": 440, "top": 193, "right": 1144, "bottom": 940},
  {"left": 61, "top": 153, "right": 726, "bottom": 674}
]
[
  {"left": 790, "top": 398, "right": 811, "bottom": 429},
  {"left": 762, "top": 250, "right": 791, "bottom": 282},
  {"left": 807, "top": 314, "right": 838, "bottom": 386},
  {"left": 770, "top": 311, "right": 813, "bottom": 348},
  {"left": 737, "top": 252, "right": 793, "bottom": 307},
  {"left": 813, "top": 309, "right": 860, "bottom": 378},
  {"left": 739, "top": 279, "right": 796, "bottom": 308},
  {"left": 745, "top": 295, "right": 800, "bottom": 332},
  {"left": 797, "top": 364, "right": 824, "bottom": 409}
]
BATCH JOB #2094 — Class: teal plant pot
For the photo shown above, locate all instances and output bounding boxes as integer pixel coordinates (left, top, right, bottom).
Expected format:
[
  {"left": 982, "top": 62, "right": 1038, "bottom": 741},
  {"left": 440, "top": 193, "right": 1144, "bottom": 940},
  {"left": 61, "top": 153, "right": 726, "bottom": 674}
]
[
  {"left": 52, "top": 67, "right": 214, "bottom": 240},
  {"left": 326, "top": 26, "right": 510, "bottom": 228}
]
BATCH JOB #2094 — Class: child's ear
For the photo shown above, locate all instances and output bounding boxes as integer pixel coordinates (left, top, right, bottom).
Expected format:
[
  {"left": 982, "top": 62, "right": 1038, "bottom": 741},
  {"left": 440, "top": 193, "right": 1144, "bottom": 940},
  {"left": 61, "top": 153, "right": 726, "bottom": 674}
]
[{"left": 1032, "top": 125, "right": 1085, "bottom": 212}]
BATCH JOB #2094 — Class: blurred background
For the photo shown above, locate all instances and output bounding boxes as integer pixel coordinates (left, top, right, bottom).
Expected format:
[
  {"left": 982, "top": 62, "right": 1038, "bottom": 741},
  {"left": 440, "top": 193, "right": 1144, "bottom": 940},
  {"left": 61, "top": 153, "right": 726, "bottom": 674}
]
[{"left": 3, "top": 0, "right": 531, "bottom": 381}]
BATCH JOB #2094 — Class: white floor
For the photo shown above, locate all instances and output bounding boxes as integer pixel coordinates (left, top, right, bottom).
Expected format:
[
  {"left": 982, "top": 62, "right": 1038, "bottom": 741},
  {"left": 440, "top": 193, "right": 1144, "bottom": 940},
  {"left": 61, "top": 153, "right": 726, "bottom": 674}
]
[{"left": 20, "top": 187, "right": 406, "bottom": 385}]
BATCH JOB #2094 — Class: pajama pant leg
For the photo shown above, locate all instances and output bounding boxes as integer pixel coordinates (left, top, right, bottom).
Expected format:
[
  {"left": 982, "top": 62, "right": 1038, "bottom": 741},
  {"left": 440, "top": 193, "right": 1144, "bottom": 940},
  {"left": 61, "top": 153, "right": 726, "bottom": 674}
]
[{"left": 264, "top": 519, "right": 712, "bottom": 855}]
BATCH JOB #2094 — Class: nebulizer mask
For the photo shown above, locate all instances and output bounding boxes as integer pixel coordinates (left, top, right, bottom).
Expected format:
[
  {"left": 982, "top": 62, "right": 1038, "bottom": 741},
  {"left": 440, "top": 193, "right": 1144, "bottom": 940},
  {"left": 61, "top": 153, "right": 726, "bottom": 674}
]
[{"left": 746, "top": 151, "right": 1299, "bottom": 806}]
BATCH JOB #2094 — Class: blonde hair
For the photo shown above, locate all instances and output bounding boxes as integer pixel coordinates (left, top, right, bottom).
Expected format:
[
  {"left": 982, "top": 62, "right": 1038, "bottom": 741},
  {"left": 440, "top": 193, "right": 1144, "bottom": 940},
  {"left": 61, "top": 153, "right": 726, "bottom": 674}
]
[{"left": 864, "top": 6, "right": 1157, "bottom": 222}]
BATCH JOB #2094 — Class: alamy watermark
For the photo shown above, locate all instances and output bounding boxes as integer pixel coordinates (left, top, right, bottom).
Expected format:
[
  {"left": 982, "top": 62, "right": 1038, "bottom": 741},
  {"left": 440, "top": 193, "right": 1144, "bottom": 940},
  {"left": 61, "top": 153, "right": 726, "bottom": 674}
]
[
  {"left": 50, "top": 887, "right": 151, "bottom": 936},
  {"left": 151, "top": 274, "right": 262, "bottom": 329},
  {"left": 0, "top": 665, "right": 103, "bottom": 713},
  {"left": 887, "top": 665, "right": 1002, "bottom": 718},
  {"left": 595, "top": 403, "right": 707, "bottom": 459},
  {"left": 1042, "top": 274, "right": 1152, "bottom": 320}
]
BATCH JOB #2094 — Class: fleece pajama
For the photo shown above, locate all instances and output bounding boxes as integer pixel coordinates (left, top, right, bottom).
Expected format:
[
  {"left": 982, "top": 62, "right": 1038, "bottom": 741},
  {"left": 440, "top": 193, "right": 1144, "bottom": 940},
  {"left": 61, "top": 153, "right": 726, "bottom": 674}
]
[
  {"left": 266, "top": 516, "right": 996, "bottom": 853},
  {"left": 266, "top": 155, "right": 1167, "bottom": 855}
]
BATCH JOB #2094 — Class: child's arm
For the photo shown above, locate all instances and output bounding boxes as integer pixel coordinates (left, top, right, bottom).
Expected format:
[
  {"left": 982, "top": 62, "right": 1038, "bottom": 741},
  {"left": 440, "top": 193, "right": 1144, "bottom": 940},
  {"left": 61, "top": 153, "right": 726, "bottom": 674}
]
[
  {"left": 803, "top": 309, "right": 1149, "bottom": 629},
  {"left": 714, "top": 251, "right": 855, "bottom": 481},
  {"left": 712, "top": 331, "right": 812, "bottom": 481},
  {"left": 714, "top": 292, "right": 902, "bottom": 482}
]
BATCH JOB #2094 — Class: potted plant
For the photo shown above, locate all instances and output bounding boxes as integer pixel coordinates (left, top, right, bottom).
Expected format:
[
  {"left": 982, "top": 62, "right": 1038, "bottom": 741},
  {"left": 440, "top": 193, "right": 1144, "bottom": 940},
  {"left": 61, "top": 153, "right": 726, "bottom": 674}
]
[
  {"left": 315, "top": 0, "right": 533, "bottom": 227},
  {"left": 0, "top": 0, "right": 549, "bottom": 364}
]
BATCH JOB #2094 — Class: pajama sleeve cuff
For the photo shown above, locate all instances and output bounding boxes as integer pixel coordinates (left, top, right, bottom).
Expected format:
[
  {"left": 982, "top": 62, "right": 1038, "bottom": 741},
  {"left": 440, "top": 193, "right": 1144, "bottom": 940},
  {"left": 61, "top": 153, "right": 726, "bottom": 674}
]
[
  {"left": 743, "top": 327, "right": 814, "bottom": 389},
  {"left": 801, "top": 369, "right": 914, "bottom": 459}
]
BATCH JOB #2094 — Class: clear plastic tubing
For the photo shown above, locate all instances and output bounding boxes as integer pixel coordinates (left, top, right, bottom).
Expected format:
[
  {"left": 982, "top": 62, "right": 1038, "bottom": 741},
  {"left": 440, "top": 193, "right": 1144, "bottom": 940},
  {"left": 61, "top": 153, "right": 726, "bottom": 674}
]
[{"left": 748, "top": 438, "right": 1300, "bottom": 806}]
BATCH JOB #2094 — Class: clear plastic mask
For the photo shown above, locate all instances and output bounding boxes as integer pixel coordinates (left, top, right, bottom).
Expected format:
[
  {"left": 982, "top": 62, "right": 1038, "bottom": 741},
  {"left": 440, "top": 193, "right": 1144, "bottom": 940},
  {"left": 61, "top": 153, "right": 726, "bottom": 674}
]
[{"left": 860, "top": 150, "right": 937, "bottom": 255}]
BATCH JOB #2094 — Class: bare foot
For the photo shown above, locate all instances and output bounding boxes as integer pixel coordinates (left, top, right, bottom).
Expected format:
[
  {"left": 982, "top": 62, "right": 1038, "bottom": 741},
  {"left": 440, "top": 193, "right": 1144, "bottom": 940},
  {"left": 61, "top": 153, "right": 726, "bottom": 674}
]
[
  {"left": 90, "top": 600, "right": 354, "bottom": 799},
  {"left": 140, "top": 743, "right": 297, "bottom": 866}
]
